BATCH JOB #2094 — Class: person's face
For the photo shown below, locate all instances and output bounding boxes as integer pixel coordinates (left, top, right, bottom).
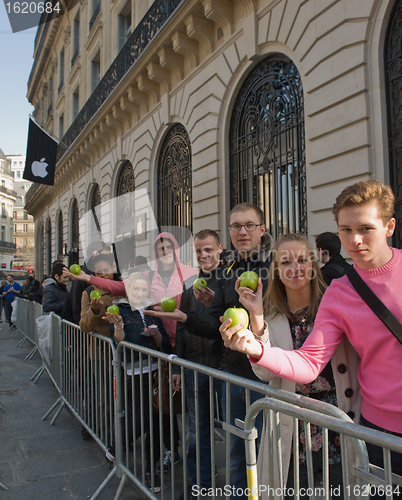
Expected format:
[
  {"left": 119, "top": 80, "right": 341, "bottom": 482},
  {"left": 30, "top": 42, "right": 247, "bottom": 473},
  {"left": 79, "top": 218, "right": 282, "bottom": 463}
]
[
  {"left": 276, "top": 241, "right": 313, "bottom": 293},
  {"left": 229, "top": 209, "right": 265, "bottom": 257},
  {"left": 25, "top": 280, "right": 30, "bottom": 286},
  {"left": 194, "top": 236, "right": 223, "bottom": 273},
  {"left": 94, "top": 260, "right": 114, "bottom": 280},
  {"left": 56, "top": 272, "right": 69, "bottom": 285},
  {"left": 338, "top": 201, "right": 395, "bottom": 270},
  {"left": 6, "top": 276, "right": 13, "bottom": 284},
  {"left": 155, "top": 239, "right": 175, "bottom": 270},
  {"left": 127, "top": 279, "right": 149, "bottom": 307}
]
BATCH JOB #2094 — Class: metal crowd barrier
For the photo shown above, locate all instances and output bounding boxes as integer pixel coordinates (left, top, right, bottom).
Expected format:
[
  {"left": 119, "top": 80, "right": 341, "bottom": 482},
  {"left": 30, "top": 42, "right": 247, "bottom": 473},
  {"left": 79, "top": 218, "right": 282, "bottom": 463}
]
[
  {"left": 10, "top": 300, "right": 402, "bottom": 500},
  {"left": 59, "top": 319, "right": 115, "bottom": 450},
  {"left": 90, "top": 341, "right": 372, "bottom": 500},
  {"left": 244, "top": 399, "right": 402, "bottom": 500}
]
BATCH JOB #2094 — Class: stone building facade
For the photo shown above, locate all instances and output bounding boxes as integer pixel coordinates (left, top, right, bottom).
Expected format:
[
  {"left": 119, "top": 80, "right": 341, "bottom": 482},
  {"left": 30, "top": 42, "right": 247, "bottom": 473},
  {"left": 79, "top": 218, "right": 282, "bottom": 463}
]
[
  {"left": 25, "top": 0, "right": 402, "bottom": 278},
  {"left": 0, "top": 150, "right": 17, "bottom": 268},
  {"left": 8, "top": 155, "right": 35, "bottom": 271}
]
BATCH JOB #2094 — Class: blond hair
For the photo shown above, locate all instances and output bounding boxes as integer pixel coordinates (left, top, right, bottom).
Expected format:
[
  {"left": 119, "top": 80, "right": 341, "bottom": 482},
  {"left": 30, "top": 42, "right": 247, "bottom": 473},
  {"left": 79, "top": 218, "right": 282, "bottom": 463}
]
[
  {"left": 125, "top": 272, "right": 150, "bottom": 296},
  {"left": 332, "top": 179, "right": 395, "bottom": 225},
  {"left": 264, "top": 233, "right": 326, "bottom": 322}
]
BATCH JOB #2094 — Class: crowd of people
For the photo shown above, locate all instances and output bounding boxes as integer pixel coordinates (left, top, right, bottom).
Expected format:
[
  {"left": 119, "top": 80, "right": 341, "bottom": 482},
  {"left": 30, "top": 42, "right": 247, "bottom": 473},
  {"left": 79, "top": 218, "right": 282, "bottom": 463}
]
[{"left": 23, "top": 178, "right": 401, "bottom": 498}]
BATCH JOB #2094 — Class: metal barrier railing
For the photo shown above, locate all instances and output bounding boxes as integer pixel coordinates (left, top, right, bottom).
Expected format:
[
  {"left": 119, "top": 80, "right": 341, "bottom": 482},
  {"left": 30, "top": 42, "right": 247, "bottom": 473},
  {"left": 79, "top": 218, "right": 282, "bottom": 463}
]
[
  {"left": 90, "top": 341, "right": 372, "bottom": 500},
  {"left": 60, "top": 319, "right": 115, "bottom": 450},
  {"left": 11, "top": 299, "right": 402, "bottom": 500},
  {"left": 244, "top": 398, "right": 402, "bottom": 500}
]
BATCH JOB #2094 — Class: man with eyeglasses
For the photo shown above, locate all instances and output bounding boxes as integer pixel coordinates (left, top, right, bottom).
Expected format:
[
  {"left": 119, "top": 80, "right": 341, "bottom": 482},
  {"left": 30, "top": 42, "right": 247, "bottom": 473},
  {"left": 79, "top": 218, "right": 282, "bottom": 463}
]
[{"left": 146, "top": 203, "right": 273, "bottom": 499}]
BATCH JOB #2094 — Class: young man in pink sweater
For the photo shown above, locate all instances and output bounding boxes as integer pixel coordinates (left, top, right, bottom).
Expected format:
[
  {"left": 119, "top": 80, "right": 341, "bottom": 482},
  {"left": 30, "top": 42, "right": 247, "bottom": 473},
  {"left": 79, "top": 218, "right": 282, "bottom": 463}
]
[{"left": 220, "top": 179, "right": 402, "bottom": 484}]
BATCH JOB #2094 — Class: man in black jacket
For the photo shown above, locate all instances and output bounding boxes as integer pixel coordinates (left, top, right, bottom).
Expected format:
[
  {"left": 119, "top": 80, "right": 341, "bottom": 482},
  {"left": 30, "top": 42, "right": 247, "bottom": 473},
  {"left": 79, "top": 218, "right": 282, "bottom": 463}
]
[
  {"left": 42, "top": 262, "right": 68, "bottom": 316},
  {"left": 146, "top": 203, "right": 273, "bottom": 500},
  {"left": 173, "top": 230, "right": 224, "bottom": 499},
  {"left": 315, "top": 231, "right": 351, "bottom": 285}
]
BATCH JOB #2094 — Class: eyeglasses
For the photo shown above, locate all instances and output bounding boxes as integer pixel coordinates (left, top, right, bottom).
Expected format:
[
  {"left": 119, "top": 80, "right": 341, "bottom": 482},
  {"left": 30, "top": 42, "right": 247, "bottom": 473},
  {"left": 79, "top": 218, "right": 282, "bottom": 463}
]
[{"left": 228, "top": 223, "right": 262, "bottom": 232}]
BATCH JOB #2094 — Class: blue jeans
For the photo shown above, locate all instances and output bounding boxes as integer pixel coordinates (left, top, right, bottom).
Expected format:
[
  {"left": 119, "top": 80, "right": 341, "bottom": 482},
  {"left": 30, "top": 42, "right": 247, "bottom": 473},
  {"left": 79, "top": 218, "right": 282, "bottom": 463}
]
[
  {"left": 222, "top": 374, "right": 264, "bottom": 500},
  {"left": 185, "top": 369, "right": 222, "bottom": 487},
  {"left": 4, "top": 301, "right": 12, "bottom": 326}
]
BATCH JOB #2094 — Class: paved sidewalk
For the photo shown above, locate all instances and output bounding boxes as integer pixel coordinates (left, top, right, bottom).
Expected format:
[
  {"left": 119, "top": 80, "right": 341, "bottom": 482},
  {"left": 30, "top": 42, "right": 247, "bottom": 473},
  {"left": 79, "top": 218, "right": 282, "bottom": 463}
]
[
  {"left": 0, "top": 323, "right": 228, "bottom": 500},
  {"left": 0, "top": 323, "right": 138, "bottom": 500}
]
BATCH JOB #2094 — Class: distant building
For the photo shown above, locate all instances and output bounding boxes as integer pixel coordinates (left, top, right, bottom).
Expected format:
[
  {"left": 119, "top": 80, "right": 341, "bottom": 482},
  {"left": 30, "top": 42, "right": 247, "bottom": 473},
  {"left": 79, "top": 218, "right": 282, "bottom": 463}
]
[
  {"left": 0, "top": 149, "right": 17, "bottom": 268},
  {"left": 7, "top": 155, "right": 35, "bottom": 271}
]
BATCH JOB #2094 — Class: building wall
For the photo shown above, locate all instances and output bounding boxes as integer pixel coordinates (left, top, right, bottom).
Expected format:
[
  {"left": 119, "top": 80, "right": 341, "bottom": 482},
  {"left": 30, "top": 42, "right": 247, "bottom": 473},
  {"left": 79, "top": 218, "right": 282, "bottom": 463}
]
[
  {"left": 8, "top": 155, "right": 35, "bottom": 270},
  {"left": 26, "top": 0, "right": 397, "bottom": 276},
  {"left": 0, "top": 152, "right": 17, "bottom": 268}
]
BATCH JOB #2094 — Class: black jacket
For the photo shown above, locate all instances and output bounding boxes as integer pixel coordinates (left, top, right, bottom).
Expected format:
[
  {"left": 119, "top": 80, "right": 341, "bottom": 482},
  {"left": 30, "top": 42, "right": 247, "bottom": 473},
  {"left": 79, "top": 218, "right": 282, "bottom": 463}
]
[
  {"left": 109, "top": 298, "right": 172, "bottom": 363},
  {"left": 174, "top": 267, "right": 224, "bottom": 374},
  {"left": 42, "top": 279, "right": 68, "bottom": 316},
  {"left": 184, "top": 233, "right": 273, "bottom": 380},
  {"left": 61, "top": 263, "right": 94, "bottom": 324},
  {"left": 320, "top": 254, "right": 351, "bottom": 286}
]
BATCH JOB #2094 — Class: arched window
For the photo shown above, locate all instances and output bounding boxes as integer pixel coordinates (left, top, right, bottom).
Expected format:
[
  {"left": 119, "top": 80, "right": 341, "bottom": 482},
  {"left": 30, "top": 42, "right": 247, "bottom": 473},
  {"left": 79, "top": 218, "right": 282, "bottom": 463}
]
[
  {"left": 115, "top": 161, "right": 135, "bottom": 271},
  {"left": 90, "top": 183, "right": 101, "bottom": 236},
  {"left": 229, "top": 55, "right": 306, "bottom": 238},
  {"left": 56, "top": 210, "right": 63, "bottom": 258},
  {"left": 385, "top": 0, "right": 402, "bottom": 248},
  {"left": 157, "top": 124, "right": 192, "bottom": 231},
  {"left": 38, "top": 224, "right": 44, "bottom": 279},
  {"left": 46, "top": 218, "right": 52, "bottom": 275},
  {"left": 157, "top": 124, "right": 192, "bottom": 264},
  {"left": 69, "top": 199, "right": 79, "bottom": 266}
]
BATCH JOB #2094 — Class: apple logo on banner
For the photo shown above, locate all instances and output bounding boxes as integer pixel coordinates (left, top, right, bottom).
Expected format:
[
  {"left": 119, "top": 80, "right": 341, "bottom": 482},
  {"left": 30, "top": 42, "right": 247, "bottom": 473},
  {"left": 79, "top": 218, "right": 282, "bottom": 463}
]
[{"left": 31, "top": 158, "right": 48, "bottom": 178}]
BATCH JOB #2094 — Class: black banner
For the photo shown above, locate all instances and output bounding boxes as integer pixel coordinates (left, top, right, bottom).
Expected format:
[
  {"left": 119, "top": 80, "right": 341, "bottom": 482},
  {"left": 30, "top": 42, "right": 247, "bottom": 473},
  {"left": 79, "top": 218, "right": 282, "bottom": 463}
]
[{"left": 23, "top": 117, "right": 57, "bottom": 186}]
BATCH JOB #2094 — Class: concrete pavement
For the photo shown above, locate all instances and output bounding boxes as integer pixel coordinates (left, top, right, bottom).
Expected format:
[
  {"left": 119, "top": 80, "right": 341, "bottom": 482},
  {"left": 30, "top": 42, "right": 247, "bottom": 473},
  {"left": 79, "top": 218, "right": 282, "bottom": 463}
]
[
  {"left": 0, "top": 322, "right": 144, "bottom": 499},
  {"left": 0, "top": 322, "right": 228, "bottom": 500}
]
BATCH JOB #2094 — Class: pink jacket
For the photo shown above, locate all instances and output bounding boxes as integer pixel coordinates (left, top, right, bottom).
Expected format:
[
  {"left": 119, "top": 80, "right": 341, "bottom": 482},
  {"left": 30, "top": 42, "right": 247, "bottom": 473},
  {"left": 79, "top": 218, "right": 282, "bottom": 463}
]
[
  {"left": 89, "top": 232, "right": 197, "bottom": 347},
  {"left": 146, "top": 232, "right": 197, "bottom": 346},
  {"left": 250, "top": 248, "right": 402, "bottom": 434}
]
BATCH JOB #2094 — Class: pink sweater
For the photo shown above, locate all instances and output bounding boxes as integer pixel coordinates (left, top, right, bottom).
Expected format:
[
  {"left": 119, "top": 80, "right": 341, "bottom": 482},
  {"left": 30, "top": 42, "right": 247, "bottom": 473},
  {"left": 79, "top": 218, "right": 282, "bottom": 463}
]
[{"left": 250, "top": 248, "right": 402, "bottom": 433}]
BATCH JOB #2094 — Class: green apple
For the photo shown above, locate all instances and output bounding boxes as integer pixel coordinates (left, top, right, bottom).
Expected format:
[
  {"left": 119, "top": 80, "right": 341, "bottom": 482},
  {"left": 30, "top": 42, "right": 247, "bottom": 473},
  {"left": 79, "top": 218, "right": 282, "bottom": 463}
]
[
  {"left": 107, "top": 305, "right": 120, "bottom": 314},
  {"left": 69, "top": 264, "right": 81, "bottom": 275},
  {"left": 239, "top": 271, "right": 259, "bottom": 292},
  {"left": 193, "top": 277, "right": 207, "bottom": 290},
  {"left": 90, "top": 289, "right": 102, "bottom": 301},
  {"left": 222, "top": 307, "right": 249, "bottom": 332},
  {"left": 161, "top": 297, "right": 177, "bottom": 312}
]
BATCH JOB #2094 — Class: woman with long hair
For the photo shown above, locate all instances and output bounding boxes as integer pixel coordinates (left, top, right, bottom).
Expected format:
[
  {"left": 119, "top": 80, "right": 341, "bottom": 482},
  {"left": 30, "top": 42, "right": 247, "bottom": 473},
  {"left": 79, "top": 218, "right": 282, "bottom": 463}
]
[{"left": 221, "top": 234, "right": 359, "bottom": 498}]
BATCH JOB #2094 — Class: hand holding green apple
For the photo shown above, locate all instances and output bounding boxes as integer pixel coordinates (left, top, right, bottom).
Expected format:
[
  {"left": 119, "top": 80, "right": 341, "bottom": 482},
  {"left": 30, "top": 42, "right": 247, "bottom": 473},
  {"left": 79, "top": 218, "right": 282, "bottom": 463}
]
[
  {"left": 160, "top": 297, "right": 177, "bottom": 312},
  {"left": 69, "top": 264, "right": 81, "bottom": 275},
  {"left": 193, "top": 277, "right": 207, "bottom": 290},
  {"left": 107, "top": 305, "right": 120, "bottom": 314},
  {"left": 90, "top": 289, "right": 102, "bottom": 301},
  {"left": 239, "top": 271, "right": 259, "bottom": 292},
  {"left": 222, "top": 307, "right": 249, "bottom": 332}
]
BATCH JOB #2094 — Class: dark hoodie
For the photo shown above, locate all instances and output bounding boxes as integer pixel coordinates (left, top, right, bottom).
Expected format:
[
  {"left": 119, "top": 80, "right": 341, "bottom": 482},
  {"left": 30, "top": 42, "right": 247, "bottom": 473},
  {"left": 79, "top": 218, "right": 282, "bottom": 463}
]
[{"left": 184, "top": 232, "right": 273, "bottom": 380}]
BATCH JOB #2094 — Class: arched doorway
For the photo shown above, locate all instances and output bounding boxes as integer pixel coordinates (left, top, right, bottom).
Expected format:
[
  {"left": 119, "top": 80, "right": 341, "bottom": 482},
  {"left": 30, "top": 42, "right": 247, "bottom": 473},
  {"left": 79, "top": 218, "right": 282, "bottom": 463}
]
[
  {"left": 157, "top": 124, "right": 192, "bottom": 264},
  {"left": 56, "top": 210, "right": 63, "bottom": 259},
  {"left": 115, "top": 161, "right": 135, "bottom": 272},
  {"left": 69, "top": 199, "right": 79, "bottom": 266},
  {"left": 46, "top": 218, "right": 51, "bottom": 275}
]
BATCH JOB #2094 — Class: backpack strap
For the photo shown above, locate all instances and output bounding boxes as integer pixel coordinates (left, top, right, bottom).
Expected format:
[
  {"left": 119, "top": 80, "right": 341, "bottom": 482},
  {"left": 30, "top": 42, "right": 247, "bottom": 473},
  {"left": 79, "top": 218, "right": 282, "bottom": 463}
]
[
  {"left": 346, "top": 266, "right": 402, "bottom": 345},
  {"left": 330, "top": 263, "right": 347, "bottom": 276}
]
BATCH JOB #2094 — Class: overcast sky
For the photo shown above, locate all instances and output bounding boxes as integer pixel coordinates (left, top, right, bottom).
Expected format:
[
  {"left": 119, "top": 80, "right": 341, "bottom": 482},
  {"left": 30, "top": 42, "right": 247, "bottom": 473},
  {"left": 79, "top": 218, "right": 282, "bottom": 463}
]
[{"left": 0, "top": 6, "right": 36, "bottom": 156}]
